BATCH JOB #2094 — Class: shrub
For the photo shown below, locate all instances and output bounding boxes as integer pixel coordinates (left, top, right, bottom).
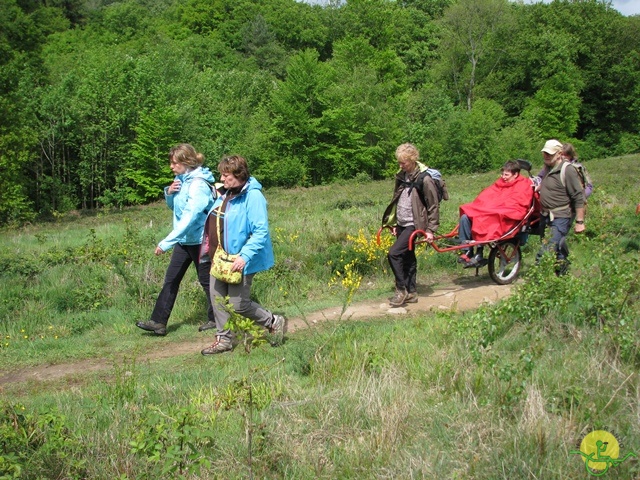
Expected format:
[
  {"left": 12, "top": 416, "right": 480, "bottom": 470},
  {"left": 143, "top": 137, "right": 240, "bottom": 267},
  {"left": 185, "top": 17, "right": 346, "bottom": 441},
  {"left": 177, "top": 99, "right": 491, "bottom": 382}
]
[{"left": 0, "top": 403, "right": 86, "bottom": 478}]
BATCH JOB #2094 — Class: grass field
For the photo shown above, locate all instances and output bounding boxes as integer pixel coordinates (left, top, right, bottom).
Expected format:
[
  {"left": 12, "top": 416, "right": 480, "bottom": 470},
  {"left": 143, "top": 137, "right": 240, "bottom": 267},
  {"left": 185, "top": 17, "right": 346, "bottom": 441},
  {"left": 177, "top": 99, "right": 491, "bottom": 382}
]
[{"left": 1, "top": 155, "right": 639, "bottom": 479}]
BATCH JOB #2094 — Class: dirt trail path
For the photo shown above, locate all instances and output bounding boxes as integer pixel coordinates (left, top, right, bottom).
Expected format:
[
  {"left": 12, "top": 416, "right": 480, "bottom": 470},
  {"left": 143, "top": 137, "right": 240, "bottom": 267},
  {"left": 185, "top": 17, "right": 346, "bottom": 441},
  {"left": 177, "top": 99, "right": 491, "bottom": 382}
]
[{"left": 0, "top": 279, "right": 512, "bottom": 387}]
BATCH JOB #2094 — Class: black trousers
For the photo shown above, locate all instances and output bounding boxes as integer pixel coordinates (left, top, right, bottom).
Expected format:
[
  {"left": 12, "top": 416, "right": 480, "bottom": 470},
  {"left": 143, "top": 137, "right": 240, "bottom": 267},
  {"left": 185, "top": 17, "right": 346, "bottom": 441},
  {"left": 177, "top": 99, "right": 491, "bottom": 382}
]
[
  {"left": 150, "top": 243, "right": 215, "bottom": 325},
  {"left": 387, "top": 225, "right": 417, "bottom": 293}
]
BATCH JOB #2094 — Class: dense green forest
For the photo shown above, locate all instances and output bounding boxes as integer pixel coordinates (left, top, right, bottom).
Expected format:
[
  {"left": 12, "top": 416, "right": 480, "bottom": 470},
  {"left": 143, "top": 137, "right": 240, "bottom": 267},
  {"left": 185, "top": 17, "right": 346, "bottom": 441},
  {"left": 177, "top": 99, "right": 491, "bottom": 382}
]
[{"left": 1, "top": 0, "right": 639, "bottom": 224}]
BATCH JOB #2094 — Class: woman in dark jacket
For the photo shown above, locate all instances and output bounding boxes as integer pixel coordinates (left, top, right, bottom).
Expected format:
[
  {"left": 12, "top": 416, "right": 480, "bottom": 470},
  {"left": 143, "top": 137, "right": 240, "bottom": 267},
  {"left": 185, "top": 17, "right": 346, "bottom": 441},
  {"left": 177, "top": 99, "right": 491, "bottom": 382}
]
[{"left": 381, "top": 143, "right": 440, "bottom": 307}]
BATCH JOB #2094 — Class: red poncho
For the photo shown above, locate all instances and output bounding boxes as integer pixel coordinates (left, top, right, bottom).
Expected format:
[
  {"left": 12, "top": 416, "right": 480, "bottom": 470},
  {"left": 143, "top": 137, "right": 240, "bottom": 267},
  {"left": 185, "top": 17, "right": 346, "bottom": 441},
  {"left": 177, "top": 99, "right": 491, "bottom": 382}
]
[{"left": 459, "top": 175, "right": 534, "bottom": 242}]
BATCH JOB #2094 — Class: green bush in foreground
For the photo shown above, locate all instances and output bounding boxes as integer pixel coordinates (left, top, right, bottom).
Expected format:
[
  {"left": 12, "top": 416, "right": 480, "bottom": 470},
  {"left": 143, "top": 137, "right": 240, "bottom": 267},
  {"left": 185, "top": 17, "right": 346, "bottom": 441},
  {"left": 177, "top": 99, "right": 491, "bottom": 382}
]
[
  {"left": 0, "top": 403, "right": 86, "bottom": 479},
  {"left": 455, "top": 246, "right": 640, "bottom": 366}
]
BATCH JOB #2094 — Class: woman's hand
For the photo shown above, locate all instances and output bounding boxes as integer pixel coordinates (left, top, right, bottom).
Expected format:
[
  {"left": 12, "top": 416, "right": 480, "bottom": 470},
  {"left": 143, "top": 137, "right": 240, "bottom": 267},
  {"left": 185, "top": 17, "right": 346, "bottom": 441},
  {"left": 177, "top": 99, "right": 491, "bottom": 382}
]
[
  {"left": 155, "top": 246, "right": 165, "bottom": 256},
  {"left": 232, "top": 256, "right": 246, "bottom": 272},
  {"left": 168, "top": 179, "right": 182, "bottom": 195}
]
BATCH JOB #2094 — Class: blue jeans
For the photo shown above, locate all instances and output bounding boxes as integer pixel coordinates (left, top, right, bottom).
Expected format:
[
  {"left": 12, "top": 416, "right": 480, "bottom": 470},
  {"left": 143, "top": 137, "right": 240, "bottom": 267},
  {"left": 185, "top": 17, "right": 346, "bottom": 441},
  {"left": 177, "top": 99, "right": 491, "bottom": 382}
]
[
  {"left": 536, "top": 216, "right": 571, "bottom": 262},
  {"left": 150, "top": 243, "right": 215, "bottom": 325},
  {"left": 459, "top": 214, "right": 472, "bottom": 244},
  {"left": 458, "top": 215, "right": 484, "bottom": 257}
]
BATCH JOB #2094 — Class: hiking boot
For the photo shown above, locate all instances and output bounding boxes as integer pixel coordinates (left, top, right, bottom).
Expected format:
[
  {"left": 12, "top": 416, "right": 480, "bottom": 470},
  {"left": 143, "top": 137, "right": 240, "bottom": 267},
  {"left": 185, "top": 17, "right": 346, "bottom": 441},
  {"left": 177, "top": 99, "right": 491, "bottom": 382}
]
[
  {"left": 389, "top": 289, "right": 408, "bottom": 307},
  {"left": 458, "top": 253, "right": 472, "bottom": 264},
  {"left": 555, "top": 259, "right": 570, "bottom": 277},
  {"left": 405, "top": 292, "right": 418, "bottom": 304},
  {"left": 464, "top": 254, "right": 488, "bottom": 269},
  {"left": 198, "top": 321, "right": 216, "bottom": 332},
  {"left": 201, "top": 336, "right": 233, "bottom": 355},
  {"left": 269, "top": 314, "right": 286, "bottom": 345},
  {"left": 136, "top": 320, "right": 167, "bottom": 336}
]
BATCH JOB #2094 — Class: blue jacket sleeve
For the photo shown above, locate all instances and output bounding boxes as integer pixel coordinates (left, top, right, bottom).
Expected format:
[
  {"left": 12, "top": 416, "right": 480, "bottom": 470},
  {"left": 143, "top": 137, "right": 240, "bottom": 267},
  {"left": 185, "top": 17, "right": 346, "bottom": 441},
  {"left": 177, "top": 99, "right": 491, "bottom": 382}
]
[
  {"left": 158, "top": 180, "right": 211, "bottom": 252},
  {"left": 238, "top": 190, "right": 270, "bottom": 263}
]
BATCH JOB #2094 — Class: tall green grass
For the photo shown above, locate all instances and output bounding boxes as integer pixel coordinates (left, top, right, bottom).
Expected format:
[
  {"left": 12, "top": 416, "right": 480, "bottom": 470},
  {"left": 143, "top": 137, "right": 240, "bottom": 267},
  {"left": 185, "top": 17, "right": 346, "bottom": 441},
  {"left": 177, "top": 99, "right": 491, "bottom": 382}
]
[
  {"left": 1, "top": 155, "right": 639, "bottom": 479},
  {"left": 0, "top": 169, "right": 490, "bottom": 369}
]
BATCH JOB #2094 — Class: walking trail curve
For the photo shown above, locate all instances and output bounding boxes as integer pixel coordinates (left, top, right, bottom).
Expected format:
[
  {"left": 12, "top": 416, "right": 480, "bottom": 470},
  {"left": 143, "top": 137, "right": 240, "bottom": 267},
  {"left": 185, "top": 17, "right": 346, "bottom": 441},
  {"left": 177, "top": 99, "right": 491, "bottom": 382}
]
[{"left": 0, "top": 278, "right": 512, "bottom": 387}]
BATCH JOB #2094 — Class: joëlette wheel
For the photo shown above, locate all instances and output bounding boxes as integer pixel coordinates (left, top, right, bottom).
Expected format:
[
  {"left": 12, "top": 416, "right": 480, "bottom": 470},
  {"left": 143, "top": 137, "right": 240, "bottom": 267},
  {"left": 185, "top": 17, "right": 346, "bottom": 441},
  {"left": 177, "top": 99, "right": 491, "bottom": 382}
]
[{"left": 488, "top": 241, "right": 521, "bottom": 285}]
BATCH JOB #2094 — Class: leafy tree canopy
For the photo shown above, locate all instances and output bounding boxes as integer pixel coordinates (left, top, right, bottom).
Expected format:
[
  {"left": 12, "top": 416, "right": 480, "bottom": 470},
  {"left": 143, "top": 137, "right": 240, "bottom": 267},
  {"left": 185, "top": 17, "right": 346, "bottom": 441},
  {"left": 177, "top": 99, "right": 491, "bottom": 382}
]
[{"left": 0, "top": 0, "right": 638, "bottom": 223}]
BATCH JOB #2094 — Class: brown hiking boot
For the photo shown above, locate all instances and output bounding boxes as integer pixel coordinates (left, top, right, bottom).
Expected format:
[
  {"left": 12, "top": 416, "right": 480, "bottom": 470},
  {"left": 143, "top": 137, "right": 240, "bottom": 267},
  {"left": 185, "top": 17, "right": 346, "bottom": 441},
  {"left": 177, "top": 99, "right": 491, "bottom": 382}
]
[
  {"left": 136, "top": 320, "right": 167, "bottom": 336},
  {"left": 389, "top": 289, "right": 408, "bottom": 307},
  {"left": 201, "top": 336, "right": 233, "bottom": 355},
  {"left": 405, "top": 292, "right": 418, "bottom": 303}
]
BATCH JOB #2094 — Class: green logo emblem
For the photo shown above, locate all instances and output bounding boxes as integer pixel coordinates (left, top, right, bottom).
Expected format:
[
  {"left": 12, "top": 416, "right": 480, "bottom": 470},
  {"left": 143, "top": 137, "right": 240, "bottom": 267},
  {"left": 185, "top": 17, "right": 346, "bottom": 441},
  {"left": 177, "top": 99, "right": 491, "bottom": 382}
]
[{"left": 570, "top": 430, "right": 637, "bottom": 476}]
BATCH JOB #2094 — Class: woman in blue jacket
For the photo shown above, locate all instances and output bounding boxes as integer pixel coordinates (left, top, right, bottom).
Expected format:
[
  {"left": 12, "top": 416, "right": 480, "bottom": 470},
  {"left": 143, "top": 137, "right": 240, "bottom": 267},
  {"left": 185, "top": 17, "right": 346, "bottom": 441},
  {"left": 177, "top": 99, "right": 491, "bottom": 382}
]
[
  {"left": 199, "top": 155, "right": 284, "bottom": 354},
  {"left": 136, "top": 144, "right": 216, "bottom": 336}
]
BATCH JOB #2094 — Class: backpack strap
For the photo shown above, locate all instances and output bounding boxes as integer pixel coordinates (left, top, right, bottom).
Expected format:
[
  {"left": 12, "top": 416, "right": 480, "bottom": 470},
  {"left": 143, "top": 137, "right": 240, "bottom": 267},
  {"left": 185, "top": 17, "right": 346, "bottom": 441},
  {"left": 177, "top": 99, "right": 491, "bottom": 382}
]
[
  {"left": 400, "top": 171, "right": 430, "bottom": 208},
  {"left": 190, "top": 177, "right": 218, "bottom": 198},
  {"left": 549, "top": 162, "right": 579, "bottom": 220},
  {"left": 559, "top": 161, "right": 568, "bottom": 187},
  {"left": 189, "top": 177, "right": 217, "bottom": 214},
  {"left": 559, "top": 161, "right": 583, "bottom": 189},
  {"left": 400, "top": 168, "right": 446, "bottom": 207}
]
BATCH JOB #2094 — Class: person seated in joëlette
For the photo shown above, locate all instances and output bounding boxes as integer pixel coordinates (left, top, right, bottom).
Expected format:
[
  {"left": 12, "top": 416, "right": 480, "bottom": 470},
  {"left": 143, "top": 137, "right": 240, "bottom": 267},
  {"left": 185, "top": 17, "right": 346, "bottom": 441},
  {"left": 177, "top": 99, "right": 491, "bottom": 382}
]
[{"left": 457, "top": 160, "right": 535, "bottom": 268}]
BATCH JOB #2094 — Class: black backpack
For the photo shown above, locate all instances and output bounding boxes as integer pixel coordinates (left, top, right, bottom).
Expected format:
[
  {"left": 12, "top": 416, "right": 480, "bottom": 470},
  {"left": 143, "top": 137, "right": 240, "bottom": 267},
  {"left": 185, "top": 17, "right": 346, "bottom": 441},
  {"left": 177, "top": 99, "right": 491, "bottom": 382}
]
[{"left": 404, "top": 168, "right": 449, "bottom": 207}]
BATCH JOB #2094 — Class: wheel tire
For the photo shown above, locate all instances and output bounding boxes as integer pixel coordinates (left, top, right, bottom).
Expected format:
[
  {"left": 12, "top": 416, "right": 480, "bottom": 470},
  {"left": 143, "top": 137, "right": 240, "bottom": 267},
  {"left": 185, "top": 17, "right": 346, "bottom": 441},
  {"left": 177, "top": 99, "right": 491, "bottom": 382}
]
[{"left": 488, "top": 241, "right": 521, "bottom": 285}]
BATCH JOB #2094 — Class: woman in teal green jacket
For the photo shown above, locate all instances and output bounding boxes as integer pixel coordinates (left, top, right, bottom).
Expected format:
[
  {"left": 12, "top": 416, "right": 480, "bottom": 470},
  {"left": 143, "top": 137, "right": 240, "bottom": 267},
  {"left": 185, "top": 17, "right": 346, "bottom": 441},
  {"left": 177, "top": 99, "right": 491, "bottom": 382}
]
[
  {"left": 199, "top": 155, "right": 284, "bottom": 354},
  {"left": 136, "top": 144, "right": 215, "bottom": 336}
]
